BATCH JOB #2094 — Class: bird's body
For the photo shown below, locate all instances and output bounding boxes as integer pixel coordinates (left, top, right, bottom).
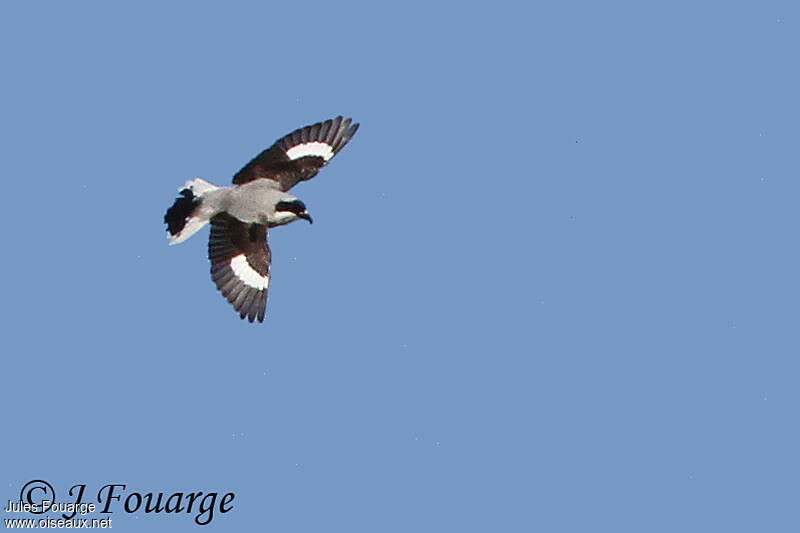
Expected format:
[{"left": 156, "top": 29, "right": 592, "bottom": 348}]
[
  {"left": 171, "top": 179, "right": 300, "bottom": 239},
  {"left": 164, "top": 116, "right": 359, "bottom": 322}
]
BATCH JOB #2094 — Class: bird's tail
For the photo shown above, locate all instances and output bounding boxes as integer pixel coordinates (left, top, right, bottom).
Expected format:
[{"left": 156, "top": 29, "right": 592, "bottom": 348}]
[{"left": 164, "top": 179, "right": 219, "bottom": 245}]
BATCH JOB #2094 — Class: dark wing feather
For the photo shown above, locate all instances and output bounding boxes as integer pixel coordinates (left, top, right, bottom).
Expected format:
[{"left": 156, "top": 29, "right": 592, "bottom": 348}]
[
  {"left": 208, "top": 214, "right": 271, "bottom": 323},
  {"left": 232, "top": 116, "right": 359, "bottom": 191}
]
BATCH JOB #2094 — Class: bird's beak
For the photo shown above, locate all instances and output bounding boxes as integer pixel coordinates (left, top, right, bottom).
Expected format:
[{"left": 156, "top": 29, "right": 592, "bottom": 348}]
[{"left": 298, "top": 212, "right": 313, "bottom": 224}]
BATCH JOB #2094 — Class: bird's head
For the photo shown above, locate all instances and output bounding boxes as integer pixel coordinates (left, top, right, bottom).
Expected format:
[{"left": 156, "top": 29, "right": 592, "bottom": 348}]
[{"left": 274, "top": 199, "right": 313, "bottom": 225}]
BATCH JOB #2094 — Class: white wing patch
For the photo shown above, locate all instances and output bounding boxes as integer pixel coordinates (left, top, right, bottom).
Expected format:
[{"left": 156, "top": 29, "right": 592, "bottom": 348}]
[
  {"left": 230, "top": 254, "right": 269, "bottom": 290},
  {"left": 285, "top": 142, "right": 334, "bottom": 161}
]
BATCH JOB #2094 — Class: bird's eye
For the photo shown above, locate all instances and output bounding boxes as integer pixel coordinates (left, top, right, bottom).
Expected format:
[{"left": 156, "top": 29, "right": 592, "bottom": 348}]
[{"left": 276, "top": 200, "right": 306, "bottom": 214}]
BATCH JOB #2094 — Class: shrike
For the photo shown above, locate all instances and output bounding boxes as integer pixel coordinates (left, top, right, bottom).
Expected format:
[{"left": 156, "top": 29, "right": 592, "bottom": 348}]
[{"left": 164, "top": 116, "right": 359, "bottom": 322}]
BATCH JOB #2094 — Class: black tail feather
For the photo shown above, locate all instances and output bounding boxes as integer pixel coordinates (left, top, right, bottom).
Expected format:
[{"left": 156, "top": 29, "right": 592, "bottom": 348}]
[{"left": 164, "top": 189, "right": 200, "bottom": 236}]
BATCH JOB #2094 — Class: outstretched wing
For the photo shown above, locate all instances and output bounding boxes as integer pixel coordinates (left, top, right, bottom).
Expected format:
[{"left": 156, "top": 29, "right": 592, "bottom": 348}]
[
  {"left": 232, "top": 116, "right": 359, "bottom": 191},
  {"left": 208, "top": 214, "right": 271, "bottom": 323}
]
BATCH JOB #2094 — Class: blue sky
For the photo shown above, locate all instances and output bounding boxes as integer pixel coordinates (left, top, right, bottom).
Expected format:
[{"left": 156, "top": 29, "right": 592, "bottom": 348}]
[{"left": 1, "top": 1, "right": 798, "bottom": 531}]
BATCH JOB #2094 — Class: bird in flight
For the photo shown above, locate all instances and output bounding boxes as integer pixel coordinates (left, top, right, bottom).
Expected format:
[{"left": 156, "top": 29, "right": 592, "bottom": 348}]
[{"left": 164, "top": 116, "right": 359, "bottom": 323}]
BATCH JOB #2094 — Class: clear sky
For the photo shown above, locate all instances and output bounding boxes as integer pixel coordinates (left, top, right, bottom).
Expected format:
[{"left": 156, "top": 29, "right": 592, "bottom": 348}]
[{"left": 1, "top": 1, "right": 798, "bottom": 531}]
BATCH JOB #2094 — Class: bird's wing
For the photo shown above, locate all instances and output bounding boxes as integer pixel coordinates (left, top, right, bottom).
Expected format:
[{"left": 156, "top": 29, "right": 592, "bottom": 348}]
[
  {"left": 232, "top": 116, "right": 359, "bottom": 191},
  {"left": 208, "top": 213, "right": 271, "bottom": 323}
]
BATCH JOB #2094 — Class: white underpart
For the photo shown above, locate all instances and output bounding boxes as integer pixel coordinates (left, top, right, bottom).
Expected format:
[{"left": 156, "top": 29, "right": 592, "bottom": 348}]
[
  {"left": 286, "top": 142, "right": 334, "bottom": 161},
  {"left": 272, "top": 211, "right": 298, "bottom": 224},
  {"left": 230, "top": 254, "right": 269, "bottom": 290},
  {"left": 168, "top": 217, "right": 209, "bottom": 245}
]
